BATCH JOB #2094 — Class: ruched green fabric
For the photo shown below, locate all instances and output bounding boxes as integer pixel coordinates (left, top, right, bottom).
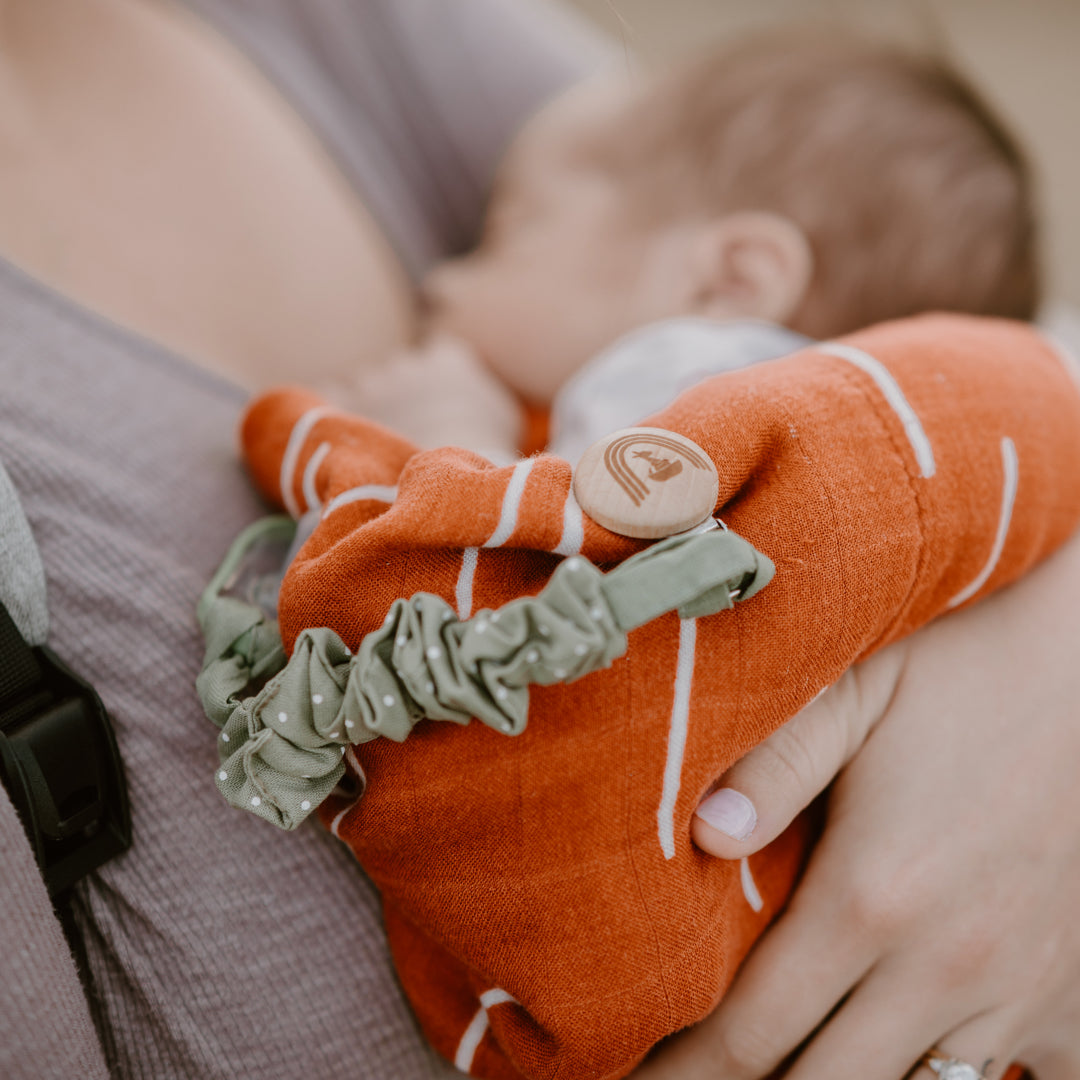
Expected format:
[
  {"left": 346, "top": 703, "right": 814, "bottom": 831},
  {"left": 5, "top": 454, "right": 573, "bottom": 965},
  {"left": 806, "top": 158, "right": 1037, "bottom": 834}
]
[{"left": 197, "top": 520, "right": 774, "bottom": 830}]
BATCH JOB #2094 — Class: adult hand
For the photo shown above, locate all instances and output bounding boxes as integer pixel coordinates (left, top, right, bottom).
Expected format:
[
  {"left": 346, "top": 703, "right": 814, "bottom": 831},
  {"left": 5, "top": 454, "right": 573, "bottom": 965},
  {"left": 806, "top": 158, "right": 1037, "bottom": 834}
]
[{"left": 636, "top": 529, "right": 1080, "bottom": 1080}]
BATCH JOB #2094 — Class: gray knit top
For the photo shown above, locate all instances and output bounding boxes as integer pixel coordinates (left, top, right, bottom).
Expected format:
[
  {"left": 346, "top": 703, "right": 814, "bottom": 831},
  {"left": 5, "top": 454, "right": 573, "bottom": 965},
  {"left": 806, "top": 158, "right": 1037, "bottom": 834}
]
[{"left": 0, "top": 2, "right": 607, "bottom": 1077}]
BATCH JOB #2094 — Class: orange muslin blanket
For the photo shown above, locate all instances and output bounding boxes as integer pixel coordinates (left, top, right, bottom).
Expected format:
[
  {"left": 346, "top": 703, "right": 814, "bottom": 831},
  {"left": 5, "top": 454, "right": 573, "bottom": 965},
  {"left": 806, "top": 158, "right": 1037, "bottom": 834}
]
[{"left": 241, "top": 314, "right": 1080, "bottom": 1080}]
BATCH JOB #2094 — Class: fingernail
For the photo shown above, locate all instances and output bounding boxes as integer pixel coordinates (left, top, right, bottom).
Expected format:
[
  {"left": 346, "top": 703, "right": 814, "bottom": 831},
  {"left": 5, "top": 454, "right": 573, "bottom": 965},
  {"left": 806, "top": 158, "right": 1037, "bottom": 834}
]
[{"left": 695, "top": 788, "right": 757, "bottom": 841}]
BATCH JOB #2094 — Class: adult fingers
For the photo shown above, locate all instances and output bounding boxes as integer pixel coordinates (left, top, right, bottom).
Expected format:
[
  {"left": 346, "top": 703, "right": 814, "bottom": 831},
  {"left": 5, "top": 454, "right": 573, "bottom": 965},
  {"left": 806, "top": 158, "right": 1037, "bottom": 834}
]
[
  {"left": 775, "top": 951, "right": 1025, "bottom": 1080},
  {"left": 776, "top": 961, "right": 970, "bottom": 1080},
  {"left": 692, "top": 642, "right": 908, "bottom": 859},
  {"left": 708, "top": 939, "right": 1021, "bottom": 1080},
  {"left": 645, "top": 870, "right": 877, "bottom": 1079},
  {"left": 910, "top": 1005, "right": 1027, "bottom": 1080}
]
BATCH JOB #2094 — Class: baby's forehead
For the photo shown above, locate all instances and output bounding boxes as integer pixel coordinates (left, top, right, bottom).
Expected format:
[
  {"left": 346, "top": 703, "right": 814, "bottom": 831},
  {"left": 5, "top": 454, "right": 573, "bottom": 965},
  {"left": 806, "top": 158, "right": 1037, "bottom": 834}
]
[{"left": 501, "top": 73, "right": 640, "bottom": 179}]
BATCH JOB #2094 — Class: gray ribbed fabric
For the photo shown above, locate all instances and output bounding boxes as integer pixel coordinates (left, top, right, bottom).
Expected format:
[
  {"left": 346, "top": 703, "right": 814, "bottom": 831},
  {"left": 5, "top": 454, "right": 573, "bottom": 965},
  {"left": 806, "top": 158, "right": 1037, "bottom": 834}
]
[
  {"left": 0, "top": 2, "right": 609, "bottom": 1077},
  {"left": 0, "top": 793, "right": 109, "bottom": 1080},
  {"left": 0, "top": 460, "right": 48, "bottom": 645}
]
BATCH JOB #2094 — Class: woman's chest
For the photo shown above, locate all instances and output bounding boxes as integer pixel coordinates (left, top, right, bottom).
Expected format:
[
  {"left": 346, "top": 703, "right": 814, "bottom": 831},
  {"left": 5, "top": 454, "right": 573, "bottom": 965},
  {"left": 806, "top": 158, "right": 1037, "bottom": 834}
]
[{"left": 0, "top": 0, "right": 415, "bottom": 387}]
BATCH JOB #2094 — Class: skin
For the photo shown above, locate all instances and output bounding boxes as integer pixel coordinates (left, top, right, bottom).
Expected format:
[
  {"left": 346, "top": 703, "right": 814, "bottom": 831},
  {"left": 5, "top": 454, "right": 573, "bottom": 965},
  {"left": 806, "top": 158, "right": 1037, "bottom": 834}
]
[
  {"left": 353, "top": 78, "right": 811, "bottom": 455},
  {"left": 0, "top": 0, "right": 415, "bottom": 388},
  {"left": 640, "top": 525, "right": 1080, "bottom": 1080},
  {"left": 422, "top": 75, "right": 813, "bottom": 408},
  {"left": 2, "top": 3, "right": 1078, "bottom": 1076},
  {"left": 363, "top": 72, "right": 1080, "bottom": 1079},
  {"left": 421, "top": 81, "right": 701, "bottom": 406}
]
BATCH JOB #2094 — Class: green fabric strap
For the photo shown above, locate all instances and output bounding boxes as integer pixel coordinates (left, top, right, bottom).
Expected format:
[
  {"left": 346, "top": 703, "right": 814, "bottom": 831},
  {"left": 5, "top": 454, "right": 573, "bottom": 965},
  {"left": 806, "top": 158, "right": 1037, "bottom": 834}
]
[
  {"left": 197, "top": 520, "right": 774, "bottom": 830},
  {"left": 195, "top": 515, "right": 294, "bottom": 730}
]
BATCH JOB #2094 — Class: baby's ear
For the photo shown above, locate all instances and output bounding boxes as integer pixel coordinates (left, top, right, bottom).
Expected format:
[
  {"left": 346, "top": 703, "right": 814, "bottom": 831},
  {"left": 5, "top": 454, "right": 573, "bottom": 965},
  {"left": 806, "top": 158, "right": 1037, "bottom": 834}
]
[{"left": 690, "top": 211, "right": 813, "bottom": 325}]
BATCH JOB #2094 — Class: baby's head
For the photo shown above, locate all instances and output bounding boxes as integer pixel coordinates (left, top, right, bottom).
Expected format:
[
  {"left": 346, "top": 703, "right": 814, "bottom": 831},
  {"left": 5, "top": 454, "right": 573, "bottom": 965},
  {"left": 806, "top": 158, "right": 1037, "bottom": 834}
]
[{"left": 425, "top": 33, "right": 1038, "bottom": 405}]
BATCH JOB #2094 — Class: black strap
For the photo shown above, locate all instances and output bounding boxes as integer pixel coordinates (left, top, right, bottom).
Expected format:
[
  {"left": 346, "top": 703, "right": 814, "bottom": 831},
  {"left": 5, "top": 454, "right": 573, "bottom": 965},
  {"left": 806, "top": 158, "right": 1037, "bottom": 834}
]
[
  {"left": 0, "top": 601, "right": 131, "bottom": 899},
  {"left": 0, "top": 602, "right": 44, "bottom": 707}
]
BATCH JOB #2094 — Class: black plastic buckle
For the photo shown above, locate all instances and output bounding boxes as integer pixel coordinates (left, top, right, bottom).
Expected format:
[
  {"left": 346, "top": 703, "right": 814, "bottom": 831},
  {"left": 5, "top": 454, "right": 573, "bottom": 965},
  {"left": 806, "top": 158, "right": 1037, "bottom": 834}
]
[{"left": 0, "top": 642, "right": 131, "bottom": 899}]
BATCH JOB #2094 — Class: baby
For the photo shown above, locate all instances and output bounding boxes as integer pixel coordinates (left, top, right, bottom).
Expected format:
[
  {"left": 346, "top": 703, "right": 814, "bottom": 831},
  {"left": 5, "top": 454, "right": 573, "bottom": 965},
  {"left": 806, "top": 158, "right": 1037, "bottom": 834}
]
[
  {"left": 200, "top": 34, "right": 1070, "bottom": 1080},
  {"left": 352, "top": 32, "right": 1038, "bottom": 464}
]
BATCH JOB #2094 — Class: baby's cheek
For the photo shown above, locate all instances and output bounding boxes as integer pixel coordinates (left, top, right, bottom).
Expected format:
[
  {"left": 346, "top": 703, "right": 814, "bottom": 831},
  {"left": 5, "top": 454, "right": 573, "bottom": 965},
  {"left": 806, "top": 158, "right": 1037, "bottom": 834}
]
[
  {"left": 477, "top": 318, "right": 548, "bottom": 397},
  {"left": 434, "top": 261, "right": 586, "bottom": 401}
]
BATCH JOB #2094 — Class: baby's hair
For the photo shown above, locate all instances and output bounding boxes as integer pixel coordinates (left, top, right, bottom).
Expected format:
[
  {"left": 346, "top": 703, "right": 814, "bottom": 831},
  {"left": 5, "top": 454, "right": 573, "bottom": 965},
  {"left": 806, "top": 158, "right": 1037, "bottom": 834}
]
[{"left": 609, "top": 32, "right": 1039, "bottom": 337}]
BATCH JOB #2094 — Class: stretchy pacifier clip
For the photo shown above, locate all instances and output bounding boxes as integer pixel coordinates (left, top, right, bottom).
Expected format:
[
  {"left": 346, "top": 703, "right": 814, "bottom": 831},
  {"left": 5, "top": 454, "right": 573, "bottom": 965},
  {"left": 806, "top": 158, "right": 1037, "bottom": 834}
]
[{"left": 196, "top": 520, "right": 774, "bottom": 831}]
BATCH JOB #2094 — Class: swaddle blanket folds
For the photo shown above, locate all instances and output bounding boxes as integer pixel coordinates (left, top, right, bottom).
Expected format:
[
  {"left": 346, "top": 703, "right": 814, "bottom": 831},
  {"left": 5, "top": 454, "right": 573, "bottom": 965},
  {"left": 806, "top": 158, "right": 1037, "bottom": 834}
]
[{"left": 237, "top": 314, "right": 1080, "bottom": 1080}]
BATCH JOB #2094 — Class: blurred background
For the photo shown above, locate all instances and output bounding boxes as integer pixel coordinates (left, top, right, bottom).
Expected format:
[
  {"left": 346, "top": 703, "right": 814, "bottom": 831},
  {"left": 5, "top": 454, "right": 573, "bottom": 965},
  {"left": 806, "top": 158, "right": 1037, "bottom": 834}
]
[{"left": 564, "top": 0, "right": 1080, "bottom": 313}]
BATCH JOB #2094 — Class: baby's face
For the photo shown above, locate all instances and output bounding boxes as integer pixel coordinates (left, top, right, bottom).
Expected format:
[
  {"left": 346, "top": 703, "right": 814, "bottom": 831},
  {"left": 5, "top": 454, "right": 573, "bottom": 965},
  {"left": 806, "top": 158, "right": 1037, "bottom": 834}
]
[{"left": 424, "top": 79, "right": 689, "bottom": 406}]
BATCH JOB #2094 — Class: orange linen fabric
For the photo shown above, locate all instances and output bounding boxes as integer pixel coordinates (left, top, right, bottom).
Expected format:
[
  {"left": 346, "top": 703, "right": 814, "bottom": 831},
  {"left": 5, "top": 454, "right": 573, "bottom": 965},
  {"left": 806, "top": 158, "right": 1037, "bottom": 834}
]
[{"left": 241, "top": 314, "right": 1080, "bottom": 1080}]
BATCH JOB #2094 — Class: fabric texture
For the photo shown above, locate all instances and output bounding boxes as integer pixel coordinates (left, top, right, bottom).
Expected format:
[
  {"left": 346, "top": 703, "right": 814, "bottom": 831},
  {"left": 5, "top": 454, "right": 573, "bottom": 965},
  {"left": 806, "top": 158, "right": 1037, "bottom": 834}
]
[
  {"left": 238, "top": 313, "right": 1080, "bottom": 1080},
  {"left": 0, "top": 459, "right": 49, "bottom": 646},
  {"left": 200, "top": 522, "right": 772, "bottom": 829},
  {"left": 0, "top": 793, "right": 110, "bottom": 1080},
  {"left": 0, "top": 464, "right": 97, "bottom": 1080},
  {"left": 550, "top": 317, "right": 809, "bottom": 464},
  {"left": 0, "top": 1, "right": 607, "bottom": 1077}
]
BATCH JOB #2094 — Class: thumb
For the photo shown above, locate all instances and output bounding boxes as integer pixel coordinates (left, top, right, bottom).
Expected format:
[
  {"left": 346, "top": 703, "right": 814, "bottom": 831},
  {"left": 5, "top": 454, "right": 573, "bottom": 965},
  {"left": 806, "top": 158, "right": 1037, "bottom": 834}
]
[{"left": 691, "top": 643, "right": 908, "bottom": 858}]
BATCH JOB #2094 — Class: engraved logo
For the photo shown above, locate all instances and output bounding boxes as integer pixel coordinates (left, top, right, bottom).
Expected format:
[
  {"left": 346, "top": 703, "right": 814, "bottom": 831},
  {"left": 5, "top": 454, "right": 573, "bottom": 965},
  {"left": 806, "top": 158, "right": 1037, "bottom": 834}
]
[
  {"left": 603, "top": 433, "right": 712, "bottom": 507},
  {"left": 632, "top": 449, "right": 683, "bottom": 482}
]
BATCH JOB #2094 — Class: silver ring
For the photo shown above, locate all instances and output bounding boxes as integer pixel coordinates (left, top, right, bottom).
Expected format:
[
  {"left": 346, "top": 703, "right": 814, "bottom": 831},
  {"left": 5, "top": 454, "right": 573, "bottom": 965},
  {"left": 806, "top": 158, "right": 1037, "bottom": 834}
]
[{"left": 920, "top": 1049, "right": 986, "bottom": 1080}]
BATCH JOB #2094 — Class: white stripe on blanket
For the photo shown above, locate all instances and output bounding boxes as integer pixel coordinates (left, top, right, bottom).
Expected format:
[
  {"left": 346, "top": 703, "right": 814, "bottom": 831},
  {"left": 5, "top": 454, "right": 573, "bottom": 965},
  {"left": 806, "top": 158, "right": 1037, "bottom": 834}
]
[
  {"left": 280, "top": 406, "right": 335, "bottom": 518},
  {"left": 948, "top": 437, "right": 1018, "bottom": 608},
  {"left": 657, "top": 617, "right": 697, "bottom": 860},
  {"left": 817, "top": 342, "right": 936, "bottom": 478},
  {"left": 454, "top": 989, "right": 517, "bottom": 1073}
]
